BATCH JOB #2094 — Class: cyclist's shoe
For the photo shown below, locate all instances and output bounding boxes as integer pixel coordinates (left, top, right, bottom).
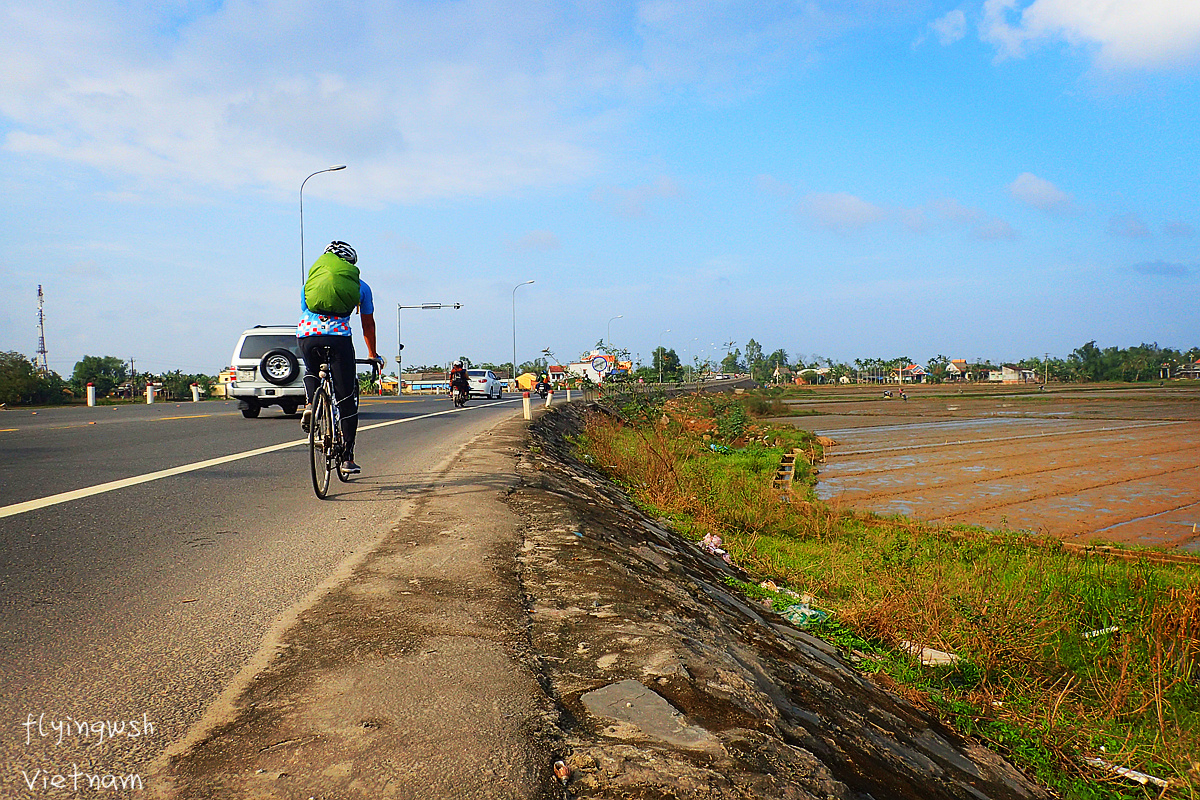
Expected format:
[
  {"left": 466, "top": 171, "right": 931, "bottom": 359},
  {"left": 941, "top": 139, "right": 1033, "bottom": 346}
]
[
  {"left": 343, "top": 460, "right": 362, "bottom": 475},
  {"left": 300, "top": 409, "right": 312, "bottom": 433}
]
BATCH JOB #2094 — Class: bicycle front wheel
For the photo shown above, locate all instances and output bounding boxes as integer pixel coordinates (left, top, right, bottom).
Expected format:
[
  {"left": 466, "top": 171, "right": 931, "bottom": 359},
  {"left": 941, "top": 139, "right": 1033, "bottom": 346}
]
[{"left": 309, "top": 389, "right": 334, "bottom": 498}]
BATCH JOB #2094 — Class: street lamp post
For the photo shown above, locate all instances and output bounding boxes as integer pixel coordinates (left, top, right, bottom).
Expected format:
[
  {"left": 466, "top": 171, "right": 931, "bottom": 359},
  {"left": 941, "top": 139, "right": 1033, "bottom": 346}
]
[
  {"left": 300, "top": 165, "right": 347, "bottom": 284},
  {"left": 658, "top": 329, "right": 671, "bottom": 384},
  {"left": 397, "top": 302, "right": 462, "bottom": 394},
  {"left": 607, "top": 314, "right": 623, "bottom": 350},
  {"left": 512, "top": 280, "right": 535, "bottom": 388}
]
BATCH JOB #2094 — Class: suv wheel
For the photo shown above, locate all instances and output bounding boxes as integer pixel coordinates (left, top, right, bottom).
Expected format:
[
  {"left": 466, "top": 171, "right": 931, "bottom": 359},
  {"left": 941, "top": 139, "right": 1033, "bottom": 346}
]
[
  {"left": 241, "top": 402, "right": 261, "bottom": 418},
  {"left": 281, "top": 400, "right": 300, "bottom": 416},
  {"left": 260, "top": 349, "right": 300, "bottom": 386}
]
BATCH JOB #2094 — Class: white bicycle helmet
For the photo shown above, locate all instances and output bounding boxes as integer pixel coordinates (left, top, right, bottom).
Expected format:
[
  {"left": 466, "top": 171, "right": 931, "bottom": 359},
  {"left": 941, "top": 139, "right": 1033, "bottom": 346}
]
[{"left": 324, "top": 240, "right": 357, "bottom": 264}]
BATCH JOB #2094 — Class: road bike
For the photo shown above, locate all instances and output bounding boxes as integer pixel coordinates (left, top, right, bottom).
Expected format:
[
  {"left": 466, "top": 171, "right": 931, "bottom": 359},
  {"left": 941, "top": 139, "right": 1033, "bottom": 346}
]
[{"left": 308, "top": 350, "right": 381, "bottom": 499}]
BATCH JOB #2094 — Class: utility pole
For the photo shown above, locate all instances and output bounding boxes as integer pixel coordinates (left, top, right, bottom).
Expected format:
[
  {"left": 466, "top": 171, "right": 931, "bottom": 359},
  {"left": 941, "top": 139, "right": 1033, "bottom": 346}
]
[
  {"left": 35, "top": 285, "right": 48, "bottom": 374},
  {"left": 1044, "top": 353, "right": 1049, "bottom": 385}
]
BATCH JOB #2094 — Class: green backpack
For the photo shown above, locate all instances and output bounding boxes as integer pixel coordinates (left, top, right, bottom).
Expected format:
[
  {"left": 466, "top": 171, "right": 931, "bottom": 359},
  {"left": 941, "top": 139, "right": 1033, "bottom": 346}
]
[{"left": 304, "top": 253, "right": 361, "bottom": 316}]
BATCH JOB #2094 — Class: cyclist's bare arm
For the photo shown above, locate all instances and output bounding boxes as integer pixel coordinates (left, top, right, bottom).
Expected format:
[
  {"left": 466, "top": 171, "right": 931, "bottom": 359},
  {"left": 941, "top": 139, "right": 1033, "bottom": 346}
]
[{"left": 361, "top": 312, "right": 381, "bottom": 363}]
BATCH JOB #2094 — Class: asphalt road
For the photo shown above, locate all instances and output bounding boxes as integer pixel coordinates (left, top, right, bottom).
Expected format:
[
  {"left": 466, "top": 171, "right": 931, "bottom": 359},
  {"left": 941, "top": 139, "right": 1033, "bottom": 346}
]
[{"left": 0, "top": 394, "right": 521, "bottom": 795}]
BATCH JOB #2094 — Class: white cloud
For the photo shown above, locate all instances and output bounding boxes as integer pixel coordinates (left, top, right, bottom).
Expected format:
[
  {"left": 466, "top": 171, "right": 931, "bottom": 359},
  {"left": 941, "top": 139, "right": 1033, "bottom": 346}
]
[
  {"left": 973, "top": 218, "right": 1018, "bottom": 240},
  {"left": 930, "top": 9, "right": 968, "bottom": 46},
  {"left": 797, "top": 192, "right": 888, "bottom": 232},
  {"left": 983, "top": 0, "right": 1200, "bottom": 69},
  {"left": 932, "top": 197, "right": 983, "bottom": 223},
  {"left": 508, "top": 230, "right": 561, "bottom": 253},
  {"left": 1008, "top": 172, "right": 1073, "bottom": 213},
  {"left": 1130, "top": 260, "right": 1190, "bottom": 277},
  {"left": 0, "top": 0, "right": 901, "bottom": 205},
  {"left": 1164, "top": 220, "right": 1195, "bottom": 237},
  {"left": 754, "top": 173, "right": 792, "bottom": 196},
  {"left": 1108, "top": 213, "right": 1151, "bottom": 238},
  {"left": 0, "top": 0, "right": 617, "bottom": 204},
  {"left": 591, "top": 176, "right": 682, "bottom": 217}
]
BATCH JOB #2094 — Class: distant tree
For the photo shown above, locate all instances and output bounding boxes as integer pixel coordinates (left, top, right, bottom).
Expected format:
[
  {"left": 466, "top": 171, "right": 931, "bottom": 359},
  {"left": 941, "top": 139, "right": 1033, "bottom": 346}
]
[
  {"left": 158, "top": 370, "right": 215, "bottom": 400},
  {"left": 518, "top": 357, "right": 548, "bottom": 375},
  {"left": 720, "top": 347, "right": 744, "bottom": 374},
  {"left": 652, "top": 347, "right": 681, "bottom": 380},
  {"left": 0, "top": 352, "right": 66, "bottom": 405},
  {"left": 761, "top": 348, "right": 789, "bottom": 383},
  {"left": 71, "top": 355, "right": 128, "bottom": 397},
  {"left": 474, "top": 362, "right": 509, "bottom": 377},
  {"left": 926, "top": 354, "right": 950, "bottom": 383},
  {"left": 744, "top": 339, "right": 763, "bottom": 365}
]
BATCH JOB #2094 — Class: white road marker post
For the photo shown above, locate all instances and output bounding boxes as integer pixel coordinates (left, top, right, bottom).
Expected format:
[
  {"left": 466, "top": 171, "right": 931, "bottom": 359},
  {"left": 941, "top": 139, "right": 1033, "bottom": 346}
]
[
  {"left": 522, "top": 391, "right": 531, "bottom": 420},
  {"left": 86, "top": 382, "right": 96, "bottom": 407}
]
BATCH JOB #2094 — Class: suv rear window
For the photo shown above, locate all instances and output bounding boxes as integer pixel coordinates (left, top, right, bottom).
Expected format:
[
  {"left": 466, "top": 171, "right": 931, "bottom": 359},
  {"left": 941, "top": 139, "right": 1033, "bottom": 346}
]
[{"left": 238, "top": 334, "right": 299, "bottom": 359}]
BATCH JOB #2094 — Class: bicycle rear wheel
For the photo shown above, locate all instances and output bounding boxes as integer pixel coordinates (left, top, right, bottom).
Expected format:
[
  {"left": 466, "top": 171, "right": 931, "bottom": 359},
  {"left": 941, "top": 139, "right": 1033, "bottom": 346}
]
[{"left": 309, "top": 388, "right": 334, "bottom": 498}]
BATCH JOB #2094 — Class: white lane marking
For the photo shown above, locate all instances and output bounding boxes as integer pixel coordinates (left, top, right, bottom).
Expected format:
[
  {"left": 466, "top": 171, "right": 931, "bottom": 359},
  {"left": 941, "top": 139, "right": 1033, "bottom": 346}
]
[{"left": 0, "top": 400, "right": 521, "bottom": 519}]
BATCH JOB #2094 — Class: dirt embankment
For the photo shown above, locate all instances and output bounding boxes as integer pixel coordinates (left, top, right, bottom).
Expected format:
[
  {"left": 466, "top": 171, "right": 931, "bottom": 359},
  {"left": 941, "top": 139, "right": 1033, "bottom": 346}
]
[{"left": 514, "top": 402, "right": 1049, "bottom": 799}]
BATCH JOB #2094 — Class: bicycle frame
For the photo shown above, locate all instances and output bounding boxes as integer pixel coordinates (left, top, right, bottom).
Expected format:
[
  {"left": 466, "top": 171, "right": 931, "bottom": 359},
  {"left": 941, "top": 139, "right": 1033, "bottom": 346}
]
[{"left": 308, "top": 348, "right": 381, "bottom": 499}]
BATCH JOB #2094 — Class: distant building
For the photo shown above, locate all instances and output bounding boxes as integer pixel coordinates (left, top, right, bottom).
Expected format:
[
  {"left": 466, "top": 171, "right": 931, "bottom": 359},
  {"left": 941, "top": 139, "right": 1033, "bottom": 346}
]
[
  {"left": 795, "top": 367, "right": 827, "bottom": 384},
  {"left": 1179, "top": 360, "right": 1200, "bottom": 380},
  {"left": 891, "top": 364, "right": 927, "bottom": 383},
  {"left": 568, "top": 352, "right": 631, "bottom": 383},
  {"left": 211, "top": 367, "right": 235, "bottom": 398},
  {"left": 987, "top": 364, "right": 1038, "bottom": 383},
  {"left": 945, "top": 360, "right": 971, "bottom": 381}
]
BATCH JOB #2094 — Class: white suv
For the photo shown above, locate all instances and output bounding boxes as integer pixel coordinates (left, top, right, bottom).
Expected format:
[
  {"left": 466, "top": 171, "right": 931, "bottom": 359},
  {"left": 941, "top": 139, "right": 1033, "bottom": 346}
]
[{"left": 228, "top": 326, "right": 306, "bottom": 418}]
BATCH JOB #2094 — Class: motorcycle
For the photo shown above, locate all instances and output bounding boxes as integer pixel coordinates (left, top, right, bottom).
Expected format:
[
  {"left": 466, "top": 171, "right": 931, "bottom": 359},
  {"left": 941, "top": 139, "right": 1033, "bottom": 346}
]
[
  {"left": 535, "top": 380, "right": 550, "bottom": 399},
  {"left": 452, "top": 386, "right": 469, "bottom": 407}
]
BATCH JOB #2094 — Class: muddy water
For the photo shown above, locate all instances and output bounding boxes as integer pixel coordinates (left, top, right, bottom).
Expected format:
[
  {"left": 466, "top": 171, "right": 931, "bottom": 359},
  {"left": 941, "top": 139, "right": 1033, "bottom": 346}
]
[{"left": 779, "top": 385, "right": 1200, "bottom": 552}]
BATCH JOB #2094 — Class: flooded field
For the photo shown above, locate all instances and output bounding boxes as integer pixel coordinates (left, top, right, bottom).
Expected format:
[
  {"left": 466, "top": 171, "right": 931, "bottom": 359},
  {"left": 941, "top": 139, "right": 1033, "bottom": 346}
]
[{"left": 783, "top": 384, "right": 1200, "bottom": 552}]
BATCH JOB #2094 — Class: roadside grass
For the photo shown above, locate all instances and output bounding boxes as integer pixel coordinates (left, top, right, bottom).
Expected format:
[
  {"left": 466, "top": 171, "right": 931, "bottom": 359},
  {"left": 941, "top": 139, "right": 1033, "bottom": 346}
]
[{"left": 579, "top": 392, "right": 1200, "bottom": 799}]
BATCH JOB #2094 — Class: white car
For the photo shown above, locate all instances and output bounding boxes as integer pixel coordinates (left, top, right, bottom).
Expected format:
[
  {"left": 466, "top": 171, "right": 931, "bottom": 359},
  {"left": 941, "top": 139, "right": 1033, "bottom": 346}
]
[
  {"left": 228, "top": 325, "right": 305, "bottom": 418},
  {"left": 467, "top": 369, "right": 503, "bottom": 399}
]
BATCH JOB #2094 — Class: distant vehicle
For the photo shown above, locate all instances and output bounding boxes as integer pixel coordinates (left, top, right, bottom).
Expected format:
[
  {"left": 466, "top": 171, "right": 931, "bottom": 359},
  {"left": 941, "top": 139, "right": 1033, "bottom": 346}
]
[
  {"left": 467, "top": 369, "right": 503, "bottom": 399},
  {"left": 228, "top": 326, "right": 305, "bottom": 418}
]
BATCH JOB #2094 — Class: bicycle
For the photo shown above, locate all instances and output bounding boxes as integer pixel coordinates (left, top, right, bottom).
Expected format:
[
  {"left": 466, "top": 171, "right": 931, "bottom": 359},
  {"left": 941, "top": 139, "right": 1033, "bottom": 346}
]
[{"left": 308, "top": 348, "right": 381, "bottom": 499}]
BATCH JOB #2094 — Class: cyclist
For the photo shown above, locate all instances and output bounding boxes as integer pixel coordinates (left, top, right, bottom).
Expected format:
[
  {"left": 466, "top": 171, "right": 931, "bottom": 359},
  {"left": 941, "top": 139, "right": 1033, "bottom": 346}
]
[
  {"left": 449, "top": 360, "right": 470, "bottom": 398},
  {"left": 298, "top": 240, "right": 382, "bottom": 475}
]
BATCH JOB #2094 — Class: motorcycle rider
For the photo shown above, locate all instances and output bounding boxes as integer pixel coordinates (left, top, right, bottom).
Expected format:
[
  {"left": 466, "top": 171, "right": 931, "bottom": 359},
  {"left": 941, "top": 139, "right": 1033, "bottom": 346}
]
[{"left": 449, "top": 360, "right": 470, "bottom": 399}]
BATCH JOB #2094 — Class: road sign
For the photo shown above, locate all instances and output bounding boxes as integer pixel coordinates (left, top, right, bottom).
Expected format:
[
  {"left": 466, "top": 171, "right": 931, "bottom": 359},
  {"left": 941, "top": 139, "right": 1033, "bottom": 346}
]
[{"left": 590, "top": 355, "right": 609, "bottom": 374}]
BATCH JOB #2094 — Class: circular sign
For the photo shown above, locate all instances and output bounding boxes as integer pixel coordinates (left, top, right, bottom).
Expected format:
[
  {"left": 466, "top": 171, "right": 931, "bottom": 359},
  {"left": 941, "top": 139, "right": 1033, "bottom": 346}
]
[{"left": 590, "top": 355, "right": 610, "bottom": 374}]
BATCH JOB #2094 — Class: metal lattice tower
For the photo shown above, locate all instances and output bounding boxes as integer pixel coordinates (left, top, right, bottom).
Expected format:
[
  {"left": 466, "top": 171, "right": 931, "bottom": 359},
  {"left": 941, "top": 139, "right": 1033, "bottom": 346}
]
[{"left": 36, "top": 285, "right": 48, "bottom": 374}]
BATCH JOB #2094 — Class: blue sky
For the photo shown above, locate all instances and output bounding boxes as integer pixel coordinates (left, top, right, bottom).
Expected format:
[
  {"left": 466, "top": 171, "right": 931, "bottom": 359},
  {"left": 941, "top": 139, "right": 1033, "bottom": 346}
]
[{"left": 1, "top": 0, "right": 1198, "bottom": 376}]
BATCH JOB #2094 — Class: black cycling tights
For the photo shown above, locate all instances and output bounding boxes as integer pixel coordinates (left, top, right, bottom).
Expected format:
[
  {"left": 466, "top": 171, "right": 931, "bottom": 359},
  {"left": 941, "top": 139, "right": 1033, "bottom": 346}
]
[{"left": 299, "top": 335, "right": 359, "bottom": 457}]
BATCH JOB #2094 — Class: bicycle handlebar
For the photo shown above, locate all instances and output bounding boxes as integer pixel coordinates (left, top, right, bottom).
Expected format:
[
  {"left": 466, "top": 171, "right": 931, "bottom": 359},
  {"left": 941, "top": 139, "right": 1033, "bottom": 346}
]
[{"left": 355, "top": 358, "right": 383, "bottom": 374}]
